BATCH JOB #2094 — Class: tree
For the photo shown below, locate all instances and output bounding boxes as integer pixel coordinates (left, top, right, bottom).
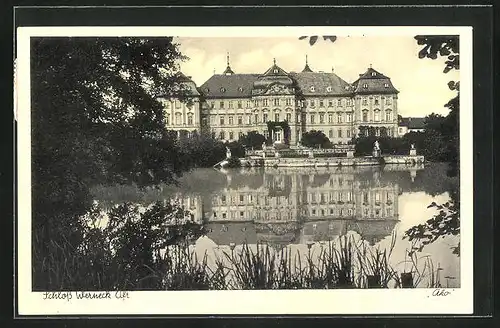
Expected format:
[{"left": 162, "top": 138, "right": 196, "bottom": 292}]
[
  {"left": 31, "top": 37, "right": 198, "bottom": 290},
  {"left": 239, "top": 131, "right": 266, "bottom": 150},
  {"left": 300, "top": 130, "right": 331, "bottom": 149},
  {"left": 403, "top": 35, "right": 460, "bottom": 255}
]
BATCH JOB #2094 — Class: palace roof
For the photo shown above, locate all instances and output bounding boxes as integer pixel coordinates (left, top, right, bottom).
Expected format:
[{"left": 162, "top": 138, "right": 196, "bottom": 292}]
[
  {"left": 199, "top": 74, "right": 260, "bottom": 98},
  {"left": 197, "top": 63, "right": 397, "bottom": 99},
  {"left": 351, "top": 67, "right": 399, "bottom": 95},
  {"left": 289, "top": 72, "right": 354, "bottom": 96}
]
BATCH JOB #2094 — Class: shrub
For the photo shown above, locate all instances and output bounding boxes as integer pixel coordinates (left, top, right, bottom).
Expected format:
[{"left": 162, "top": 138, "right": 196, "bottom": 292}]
[{"left": 225, "top": 156, "right": 242, "bottom": 168}]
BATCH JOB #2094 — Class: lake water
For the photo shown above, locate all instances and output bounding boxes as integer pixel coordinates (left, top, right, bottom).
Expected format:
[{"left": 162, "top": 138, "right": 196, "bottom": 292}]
[{"left": 94, "top": 163, "right": 460, "bottom": 289}]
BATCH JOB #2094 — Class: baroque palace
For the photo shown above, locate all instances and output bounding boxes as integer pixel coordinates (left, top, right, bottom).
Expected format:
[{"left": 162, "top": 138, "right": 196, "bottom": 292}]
[{"left": 160, "top": 55, "right": 400, "bottom": 146}]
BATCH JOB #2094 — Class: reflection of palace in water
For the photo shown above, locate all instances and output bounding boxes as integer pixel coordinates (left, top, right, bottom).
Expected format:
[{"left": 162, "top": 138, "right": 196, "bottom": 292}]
[{"left": 170, "top": 167, "right": 422, "bottom": 247}]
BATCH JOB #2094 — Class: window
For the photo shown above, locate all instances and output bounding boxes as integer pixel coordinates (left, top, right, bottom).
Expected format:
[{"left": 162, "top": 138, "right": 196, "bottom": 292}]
[
  {"left": 347, "top": 113, "right": 352, "bottom": 122},
  {"left": 296, "top": 114, "right": 301, "bottom": 123},
  {"left": 346, "top": 99, "right": 352, "bottom": 106},
  {"left": 328, "top": 113, "right": 333, "bottom": 123},
  {"left": 273, "top": 68, "right": 278, "bottom": 74},
  {"left": 263, "top": 99, "right": 268, "bottom": 106},
  {"left": 386, "top": 97, "right": 392, "bottom": 105},
  {"left": 309, "top": 100, "right": 315, "bottom": 107},
  {"left": 165, "top": 114, "right": 170, "bottom": 125},
  {"left": 228, "top": 101, "right": 234, "bottom": 109},
  {"left": 219, "top": 131, "right": 225, "bottom": 139},
  {"left": 229, "top": 131, "right": 234, "bottom": 139},
  {"left": 346, "top": 129, "right": 351, "bottom": 138},
  {"left": 319, "top": 100, "right": 324, "bottom": 107},
  {"left": 363, "top": 192, "right": 368, "bottom": 203},
  {"left": 362, "top": 98, "right": 368, "bottom": 106},
  {"left": 187, "top": 115, "right": 193, "bottom": 125},
  {"left": 310, "top": 114, "right": 315, "bottom": 124},
  {"left": 319, "top": 113, "right": 325, "bottom": 123},
  {"left": 362, "top": 110, "right": 368, "bottom": 122},
  {"left": 310, "top": 86, "right": 315, "bottom": 92},
  {"left": 327, "top": 86, "right": 332, "bottom": 92},
  {"left": 263, "top": 113, "right": 268, "bottom": 122},
  {"left": 363, "top": 83, "right": 368, "bottom": 89},
  {"left": 254, "top": 114, "right": 259, "bottom": 123},
  {"left": 329, "top": 130, "right": 333, "bottom": 138},
  {"left": 211, "top": 132, "right": 216, "bottom": 139},
  {"left": 286, "top": 98, "right": 292, "bottom": 106},
  {"left": 237, "top": 101, "right": 242, "bottom": 109},
  {"left": 238, "top": 116, "right": 243, "bottom": 125},
  {"left": 338, "top": 99, "right": 342, "bottom": 106},
  {"left": 328, "top": 100, "right": 333, "bottom": 107},
  {"left": 273, "top": 98, "right": 280, "bottom": 106},
  {"left": 374, "top": 98, "right": 379, "bottom": 105},
  {"left": 247, "top": 115, "right": 252, "bottom": 124},
  {"left": 210, "top": 116, "right": 215, "bottom": 124},
  {"left": 220, "top": 87, "right": 226, "bottom": 93},
  {"left": 275, "top": 113, "right": 280, "bottom": 121},
  {"left": 239, "top": 131, "right": 244, "bottom": 138},
  {"left": 286, "top": 113, "right": 292, "bottom": 122},
  {"left": 374, "top": 110, "right": 380, "bottom": 122},
  {"left": 239, "top": 195, "right": 244, "bottom": 203},
  {"left": 371, "top": 72, "right": 376, "bottom": 76},
  {"left": 246, "top": 100, "right": 251, "bottom": 108},
  {"left": 384, "top": 83, "right": 389, "bottom": 88},
  {"left": 175, "top": 113, "right": 181, "bottom": 125},
  {"left": 220, "top": 116, "right": 225, "bottom": 125},
  {"left": 338, "top": 129, "right": 343, "bottom": 138},
  {"left": 385, "top": 110, "right": 392, "bottom": 121},
  {"left": 220, "top": 101, "right": 225, "bottom": 108},
  {"left": 337, "top": 113, "right": 343, "bottom": 123},
  {"left": 175, "top": 100, "right": 181, "bottom": 108},
  {"left": 229, "top": 116, "right": 234, "bottom": 125}
]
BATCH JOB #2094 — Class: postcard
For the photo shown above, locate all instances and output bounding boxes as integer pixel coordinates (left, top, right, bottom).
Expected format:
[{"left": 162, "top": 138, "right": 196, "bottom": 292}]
[{"left": 15, "top": 25, "right": 473, "bottom": 315}]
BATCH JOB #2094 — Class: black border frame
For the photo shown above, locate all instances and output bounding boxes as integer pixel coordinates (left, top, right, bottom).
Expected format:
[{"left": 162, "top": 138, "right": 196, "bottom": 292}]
[{"left": 5, "top": 2, "right": 496, "bottom": 326}]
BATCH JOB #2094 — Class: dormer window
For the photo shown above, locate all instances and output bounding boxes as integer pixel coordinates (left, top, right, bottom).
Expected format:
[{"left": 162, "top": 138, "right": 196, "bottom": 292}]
[
  {"left": 205, "top": 88, "right": 210, "bottom": 93},
  {"left": 371, "top": 72, "right": 376, "bottom": 76},
  {"left": 326, "top": 86, "right": 332, "bottom": 92},
  {"left": 238, "top": 87, "right": 244, "bottom": 92},
  {"left": 310, "top": 86, "right": 315, "bottom": 92},
  {"left": 220, "top": 87, "right": 226, "bottom": 93},
  {"left": 363, "top": 83, "right": 368, "bottom": 89},
  {"left": 384, "top": 83, "right": 389, "bottom": 88},
  {"left": 273, "top": 69, "right": 278, "bottom": 74},
  {"left": 344, "top": 86, "right": 350, "bottom": 90}
]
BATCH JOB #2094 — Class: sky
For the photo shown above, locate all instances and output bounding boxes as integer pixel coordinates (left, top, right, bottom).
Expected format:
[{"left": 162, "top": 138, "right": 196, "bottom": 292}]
[{"left": 175, "top": 36, "right": 459, "bottom": 117}]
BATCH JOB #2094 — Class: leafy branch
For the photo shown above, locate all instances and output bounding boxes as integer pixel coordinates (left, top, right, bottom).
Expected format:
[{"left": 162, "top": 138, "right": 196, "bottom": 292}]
[{"left": 299, "top": 36, "right": 337, "bottom": 46}]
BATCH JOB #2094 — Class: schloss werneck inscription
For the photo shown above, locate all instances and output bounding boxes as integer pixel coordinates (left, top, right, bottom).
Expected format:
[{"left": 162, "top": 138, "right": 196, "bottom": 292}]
[{"left": 42, "top": 291, "right": 129, "bottom": 301}]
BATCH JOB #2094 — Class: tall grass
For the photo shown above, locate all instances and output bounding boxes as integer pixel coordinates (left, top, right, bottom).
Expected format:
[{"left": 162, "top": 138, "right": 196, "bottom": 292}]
[{"left": 35, "top": 225, "right": 446, "bottom": 291}]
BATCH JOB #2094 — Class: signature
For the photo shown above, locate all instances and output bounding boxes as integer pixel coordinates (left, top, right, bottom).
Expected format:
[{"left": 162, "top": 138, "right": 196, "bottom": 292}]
[
  {"left": 431, "top": 288, "right": 453, "bottom": 297},
  {"left": 42, "top": 291, "right": 130, "bottom": 301}
]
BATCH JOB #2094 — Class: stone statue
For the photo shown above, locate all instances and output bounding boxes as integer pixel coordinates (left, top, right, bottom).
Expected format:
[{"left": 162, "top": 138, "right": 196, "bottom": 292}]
[
  {"left": 411, "top": 144, "right": 415, "bottom": 150},
  {"left": 374, "top": 140, "right": 380, "bottom": 150},
  {"left": 262, "top": 142, "right": 266, "bottom": 151},
  {"left": 226, "top": 146, "right": 232, "bottom": 159}
]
